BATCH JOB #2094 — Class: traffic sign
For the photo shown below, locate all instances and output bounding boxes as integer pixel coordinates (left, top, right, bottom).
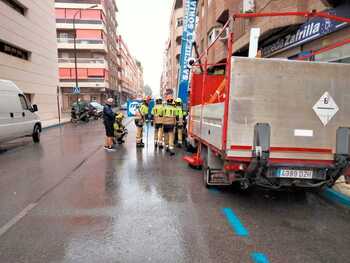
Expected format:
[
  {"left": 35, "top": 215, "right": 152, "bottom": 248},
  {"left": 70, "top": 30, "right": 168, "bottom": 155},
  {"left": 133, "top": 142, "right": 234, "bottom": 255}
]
[{"left": 73, "top": 86, "right": 80, "bottom": 94}]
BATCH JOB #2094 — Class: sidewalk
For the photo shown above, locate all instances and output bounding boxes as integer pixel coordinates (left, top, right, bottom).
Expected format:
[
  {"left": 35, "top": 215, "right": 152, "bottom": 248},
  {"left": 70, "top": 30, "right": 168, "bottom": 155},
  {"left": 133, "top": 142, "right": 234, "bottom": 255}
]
[{"left": 41, "top": 117, "right": 70, "bottom": 129}]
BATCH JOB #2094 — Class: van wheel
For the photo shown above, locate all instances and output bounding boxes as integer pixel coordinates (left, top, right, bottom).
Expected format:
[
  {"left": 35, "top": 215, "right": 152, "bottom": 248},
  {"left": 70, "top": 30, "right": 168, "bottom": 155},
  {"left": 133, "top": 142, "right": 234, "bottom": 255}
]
[{"left": 32, "top": 125, "right": 41, "bottom": 143}]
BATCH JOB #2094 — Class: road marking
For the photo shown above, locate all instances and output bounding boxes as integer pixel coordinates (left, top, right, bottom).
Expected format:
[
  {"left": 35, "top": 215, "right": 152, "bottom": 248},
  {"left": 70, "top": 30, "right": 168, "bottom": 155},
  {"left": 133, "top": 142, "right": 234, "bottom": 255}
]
[
  {"left": 0, "top": 145, "right": 102, "bottom": 238},
  {"left": 251, "top": 252, "right": 270, "bottom": 263},
  {"left": 208, "top": 188, "right": 220, "bottom": 194},
  {"left": 222, "top": 208, "right": 249, "bottom": 237},
  {"left": 323, "top": 188, "right": 350, "bottom": 208},
  {"left": 0, "top": 203, "right": 38, "bottom": 237}
]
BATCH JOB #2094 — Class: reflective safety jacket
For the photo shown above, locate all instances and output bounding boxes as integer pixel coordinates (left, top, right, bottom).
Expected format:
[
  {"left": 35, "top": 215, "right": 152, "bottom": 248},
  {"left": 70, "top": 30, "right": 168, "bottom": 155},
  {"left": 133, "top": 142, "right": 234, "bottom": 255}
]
[
  {"left": 175, "top": 106, "right": 186, "bottom": 126},
  {"left": 151, "top": 104, "right": 164, "bottom": 124},
  {"left": 163, "top": 104, "right": 176, "bottom": 126},
  {"left": 139, "top": 103, "right": 149, "bottom": 117},
  {"left": 175, "top": 106, "right": 186, "bottom": 118},
  {"left": 135, "top": 103, "right": 149, "bottom": 127}
]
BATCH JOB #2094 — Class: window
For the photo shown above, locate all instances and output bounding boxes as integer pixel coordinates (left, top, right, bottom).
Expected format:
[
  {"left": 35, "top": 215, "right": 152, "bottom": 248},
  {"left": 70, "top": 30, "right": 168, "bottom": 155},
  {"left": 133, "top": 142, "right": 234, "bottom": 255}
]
[
  {"left": 19, "top": 94, "right": 29, "bottom": 110},
  {"left": 24, "top": 93, "right": 33, "bottom": 104},
  {"left": 207, "top": 27, "right": 221, "bottom": 46},
  {"left": 0, "top": 39, "right": 30, "bottom": 60},
  {"left": 0, "top": 0, "right": 26, "bottom": 15},
  {"left": 177, "top": 17, "right": 183, "bottom": 27}
]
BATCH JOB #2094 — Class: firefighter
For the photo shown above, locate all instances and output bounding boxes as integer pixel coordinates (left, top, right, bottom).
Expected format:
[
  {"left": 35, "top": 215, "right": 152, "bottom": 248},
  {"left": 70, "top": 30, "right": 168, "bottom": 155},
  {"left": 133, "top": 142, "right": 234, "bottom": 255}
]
[
  {"left": 163, "top": 95, "right": 176, "bottom": 155},
  {"left": 135, "top": 96, "right": 150, "bottom": 148},
  {"left": 151, "top": 97, "right": 164, "bottom": 149},
  {"left": 174, "top": 98, "right": 186, "bottom": 148},
  {"left": 114, "top": 112, "right": 127, "bottom": 144}
]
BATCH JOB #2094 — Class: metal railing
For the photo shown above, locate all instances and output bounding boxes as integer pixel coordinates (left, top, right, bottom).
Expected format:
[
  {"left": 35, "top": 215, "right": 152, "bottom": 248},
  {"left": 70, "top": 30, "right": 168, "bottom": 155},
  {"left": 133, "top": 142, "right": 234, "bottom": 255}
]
[
  {"left": 60, "top": 78, "right": 106, "bottom": 82},
  {"left": 57, "top": 38, "right": 105, "bottom": 45},
  {"left": 56, "top": 19, "right": 104, "bottom": 25},
  {"left": 58, "top": 58, "right": 106, "bottom": 64}
]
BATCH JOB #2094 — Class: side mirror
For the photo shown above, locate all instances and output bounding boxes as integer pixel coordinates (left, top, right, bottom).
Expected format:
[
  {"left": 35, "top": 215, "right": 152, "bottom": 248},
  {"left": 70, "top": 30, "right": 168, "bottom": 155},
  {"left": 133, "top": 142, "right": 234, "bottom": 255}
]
[{"left": 32, "top": 104, "right": 38, "bottom": 112}]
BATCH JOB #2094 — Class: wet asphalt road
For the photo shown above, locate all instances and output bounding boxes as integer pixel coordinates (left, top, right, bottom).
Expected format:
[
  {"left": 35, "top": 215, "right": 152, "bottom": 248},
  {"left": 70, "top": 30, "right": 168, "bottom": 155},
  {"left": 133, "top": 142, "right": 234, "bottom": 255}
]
[{"left": 0, "top": 120, "right": 350, "bottom": 263}]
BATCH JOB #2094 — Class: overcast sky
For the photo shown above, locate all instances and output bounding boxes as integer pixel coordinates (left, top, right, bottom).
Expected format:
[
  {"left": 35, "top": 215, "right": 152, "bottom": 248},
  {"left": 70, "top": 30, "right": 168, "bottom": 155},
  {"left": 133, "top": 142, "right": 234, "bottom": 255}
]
[{"left": 117, "top": 0, "right": 173, "bottom": 96}]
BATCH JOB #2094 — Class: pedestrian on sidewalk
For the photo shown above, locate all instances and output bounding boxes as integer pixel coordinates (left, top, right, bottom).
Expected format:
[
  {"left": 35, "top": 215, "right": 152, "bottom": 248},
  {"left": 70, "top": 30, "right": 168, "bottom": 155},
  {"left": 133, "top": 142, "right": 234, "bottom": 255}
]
[
  {"left": 103, "top": 98, "right": 116, "bottom": 151},
  {"left": 135, "top": 96, "right": 151, "bottom": 148}
]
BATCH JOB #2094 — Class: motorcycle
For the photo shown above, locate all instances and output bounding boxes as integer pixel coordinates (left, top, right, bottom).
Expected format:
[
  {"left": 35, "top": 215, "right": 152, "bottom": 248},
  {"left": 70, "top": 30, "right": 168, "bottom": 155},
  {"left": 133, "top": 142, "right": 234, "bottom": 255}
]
[
  {"left": 71, "top": 102, "right": 90, "bottom": 123},
  {"left": 88, "top": 105, "right": 103, "bottom": 120}
]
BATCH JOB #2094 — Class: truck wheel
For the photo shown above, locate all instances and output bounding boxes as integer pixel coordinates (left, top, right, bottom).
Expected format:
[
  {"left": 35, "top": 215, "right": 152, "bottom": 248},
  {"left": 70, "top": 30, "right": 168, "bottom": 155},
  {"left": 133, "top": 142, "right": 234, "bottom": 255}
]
[{"left": 32, "top": 125, "right": 41, "bottom": 143}]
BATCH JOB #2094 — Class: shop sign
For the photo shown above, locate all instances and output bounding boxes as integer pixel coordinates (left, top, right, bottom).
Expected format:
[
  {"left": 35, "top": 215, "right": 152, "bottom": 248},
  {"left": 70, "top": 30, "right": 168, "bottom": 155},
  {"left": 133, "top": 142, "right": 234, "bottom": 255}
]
[
  {"left": 178, "top": 0, "right": 198, "bottom": 106},
  {"left": 262, "top": 5, "right": 350, "bottom": 57}
]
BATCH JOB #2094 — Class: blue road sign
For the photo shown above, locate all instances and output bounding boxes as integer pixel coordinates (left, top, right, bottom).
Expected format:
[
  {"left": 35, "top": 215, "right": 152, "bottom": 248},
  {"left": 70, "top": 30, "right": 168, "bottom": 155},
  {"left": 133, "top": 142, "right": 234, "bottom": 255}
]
[
  {"left": 73, "top": 86, "right": 80, "bottom": 94},
  {"left": 127, "top": 99, "right": 154, "bottom": 117}
]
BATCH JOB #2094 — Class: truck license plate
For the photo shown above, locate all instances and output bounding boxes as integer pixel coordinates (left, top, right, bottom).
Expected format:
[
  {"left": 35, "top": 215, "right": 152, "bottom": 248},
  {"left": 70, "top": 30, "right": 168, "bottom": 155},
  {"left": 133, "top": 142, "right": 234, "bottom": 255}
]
[{"left": 277, "top": 169, "right": 313, "bottom": 179}]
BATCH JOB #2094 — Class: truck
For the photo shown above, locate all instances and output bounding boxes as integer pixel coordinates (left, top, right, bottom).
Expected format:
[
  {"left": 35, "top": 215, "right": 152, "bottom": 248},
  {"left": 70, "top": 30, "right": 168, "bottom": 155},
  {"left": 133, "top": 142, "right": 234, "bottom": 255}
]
[{"left": 184, "top": 11, "right": 350, "bottom": 190}]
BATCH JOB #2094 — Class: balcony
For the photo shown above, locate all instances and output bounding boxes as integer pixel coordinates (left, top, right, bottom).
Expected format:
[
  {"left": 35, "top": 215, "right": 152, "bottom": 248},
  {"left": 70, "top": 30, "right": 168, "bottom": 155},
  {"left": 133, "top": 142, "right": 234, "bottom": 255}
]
[
  {"left": 56, "top": 19, "right": 106, "bottom": 31},
  {"left": 59, "top": 78, "right": 109, "bottom": 90},
  {"left": 58, "top": 58, "right": 108, "bottom": 68},
  {"left": 57, "top": 38, "right": 107, "bottom": 51}
]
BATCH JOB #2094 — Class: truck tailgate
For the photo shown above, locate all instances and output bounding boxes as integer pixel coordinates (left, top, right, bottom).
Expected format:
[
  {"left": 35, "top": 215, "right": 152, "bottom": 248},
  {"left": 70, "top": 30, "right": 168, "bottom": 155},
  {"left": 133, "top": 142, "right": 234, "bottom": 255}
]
[{"left": 226, "top": 57, "right": 350, "bottom": 160}]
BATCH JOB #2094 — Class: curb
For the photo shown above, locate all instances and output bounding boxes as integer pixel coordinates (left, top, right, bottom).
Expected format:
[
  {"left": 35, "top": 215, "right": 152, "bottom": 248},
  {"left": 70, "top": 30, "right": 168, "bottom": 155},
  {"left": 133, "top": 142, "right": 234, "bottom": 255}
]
[
  {"left": 322, "top": 188, "right": 350, "bottom": 208},
  {"left": 42, "top": 120, "right": 70, "bottom": 130}
]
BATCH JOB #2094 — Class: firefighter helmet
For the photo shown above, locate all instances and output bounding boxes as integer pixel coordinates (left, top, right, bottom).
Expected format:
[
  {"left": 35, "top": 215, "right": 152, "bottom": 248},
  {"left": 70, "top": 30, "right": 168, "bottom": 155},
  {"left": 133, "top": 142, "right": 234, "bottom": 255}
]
[{"left": 156, "top": 97, "right": 162, "bottom": 104}]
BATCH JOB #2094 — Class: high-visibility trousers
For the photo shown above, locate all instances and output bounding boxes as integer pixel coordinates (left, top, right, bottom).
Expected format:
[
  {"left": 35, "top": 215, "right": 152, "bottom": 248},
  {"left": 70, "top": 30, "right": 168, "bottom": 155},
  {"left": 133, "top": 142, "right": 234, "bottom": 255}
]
[
  {"left": 154, "top": 124, "right": 164, "bottom": 145},
  {"left": 136, "top": 126, "right": 143, "bottom": 143},
  {"left": 164, "top": 125, "right": 175, "bottom": 150},
  {"left": 177, "top": 127, "right": 183, "bottom": 144}
]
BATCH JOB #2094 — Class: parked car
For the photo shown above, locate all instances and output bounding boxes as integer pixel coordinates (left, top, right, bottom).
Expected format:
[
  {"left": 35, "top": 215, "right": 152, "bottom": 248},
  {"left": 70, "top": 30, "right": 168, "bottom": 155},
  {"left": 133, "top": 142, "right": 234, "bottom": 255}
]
[
  {"left": 89, "top": 102, "right": 104, "bottom": 120},
  {"left": 0, "top": 80, "right": 41, "bottom": 143}
]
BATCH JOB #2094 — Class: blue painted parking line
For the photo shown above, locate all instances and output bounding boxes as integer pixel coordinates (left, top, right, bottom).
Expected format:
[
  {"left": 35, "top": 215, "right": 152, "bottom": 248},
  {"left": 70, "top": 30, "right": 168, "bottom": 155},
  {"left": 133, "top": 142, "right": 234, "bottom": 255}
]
[
  {"left": 323, "top": 188, "right": 350, "bottom": 208},
  {"left": 208, "top": 188, "right": 220, "bottom": 194},
  {"left": 251, "top": 252, "right": 270, "bottom": 263},
  {"left": 222, "top": 208, "right": 249, "bottom": 237}
]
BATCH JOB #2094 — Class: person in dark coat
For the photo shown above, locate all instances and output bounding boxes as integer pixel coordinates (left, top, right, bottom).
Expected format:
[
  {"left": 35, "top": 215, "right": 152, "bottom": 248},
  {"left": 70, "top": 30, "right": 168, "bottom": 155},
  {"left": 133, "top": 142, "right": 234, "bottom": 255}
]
[{"left": 103, "top": 98, "right": 116, "bottom": 151}]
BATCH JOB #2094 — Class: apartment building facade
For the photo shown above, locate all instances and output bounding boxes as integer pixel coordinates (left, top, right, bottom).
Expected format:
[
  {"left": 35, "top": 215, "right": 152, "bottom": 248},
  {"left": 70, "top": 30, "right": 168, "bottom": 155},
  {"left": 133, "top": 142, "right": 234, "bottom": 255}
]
[
  {"left": 196, "top": 0, "right": 350, "bottom": 66},
  {"left": 162, "top": 0, "right": 184, "bottom": 97},
  {"left": 0, "top": 0, "right": 59, "bottom": 121},
  {"left": 116, "top": 35, "right": 144, "bottom": 102},
  {"left": 55, "top": 0, "right": 119, "bottom": 111}
]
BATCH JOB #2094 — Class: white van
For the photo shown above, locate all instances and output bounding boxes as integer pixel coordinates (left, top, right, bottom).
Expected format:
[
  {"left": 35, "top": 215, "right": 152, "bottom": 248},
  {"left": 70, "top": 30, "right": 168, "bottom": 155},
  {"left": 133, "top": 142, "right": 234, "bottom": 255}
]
[{"left": 0, "top": 80, "right": 41, "bottom": 144}]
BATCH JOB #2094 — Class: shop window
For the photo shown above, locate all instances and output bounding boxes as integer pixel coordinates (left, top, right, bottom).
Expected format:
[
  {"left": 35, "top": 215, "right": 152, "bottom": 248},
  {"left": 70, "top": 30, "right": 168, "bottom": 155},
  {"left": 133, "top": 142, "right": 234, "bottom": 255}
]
[
  {"left": 0, "top": 39, "right": 30, "bottom": 60},
  {"left": 0, "top": 0, "right": 26, "bottom": 15}
]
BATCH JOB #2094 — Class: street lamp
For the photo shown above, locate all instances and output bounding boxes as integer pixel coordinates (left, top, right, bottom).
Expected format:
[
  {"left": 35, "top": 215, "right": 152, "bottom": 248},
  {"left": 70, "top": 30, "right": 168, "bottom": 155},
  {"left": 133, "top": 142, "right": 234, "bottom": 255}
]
[{"left": 73, "top": 4, "right": 98, "bottom": 104}]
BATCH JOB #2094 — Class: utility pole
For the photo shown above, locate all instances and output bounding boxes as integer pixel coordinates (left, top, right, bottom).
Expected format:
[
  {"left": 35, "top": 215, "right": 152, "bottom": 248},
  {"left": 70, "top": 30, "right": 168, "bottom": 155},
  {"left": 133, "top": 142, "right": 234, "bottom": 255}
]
[
  {"left": 72, "top": 5, "right": 98, "bottom": 105},
  {"left": 73, "top": 10, "right": 79, "bottom": 105}
]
